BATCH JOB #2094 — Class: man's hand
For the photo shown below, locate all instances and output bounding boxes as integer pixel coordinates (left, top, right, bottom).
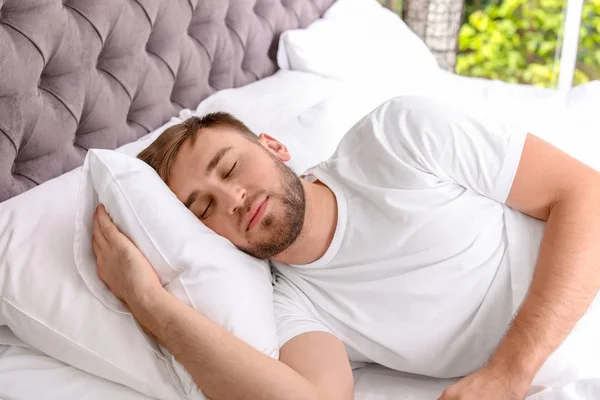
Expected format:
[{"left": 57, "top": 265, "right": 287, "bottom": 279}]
[
  {"left": 92, "top": 204, "right": 162, "bottom": 305},
  {"left": 438, "top": 366, "right": 529, "bottom": 400}
]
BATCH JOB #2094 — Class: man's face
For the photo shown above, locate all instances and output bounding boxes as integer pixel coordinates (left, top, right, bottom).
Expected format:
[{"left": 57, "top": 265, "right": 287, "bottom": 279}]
[{"left": 168, "top": 126, "right": 305, "bottom": 260}]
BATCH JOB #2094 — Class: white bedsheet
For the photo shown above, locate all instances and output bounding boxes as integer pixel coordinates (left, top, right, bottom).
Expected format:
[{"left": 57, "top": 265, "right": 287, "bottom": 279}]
[
  {"left": 354, "top": 364, "right": 600, "bottom": 400},
  {"left": 431, "top": 71, "right": 600, "bottom": 172},
  {"left": 0, "top": 327, "right": 153, "bottom": 400},
  {"left": 2, "top": 344, "right": 599, "bottom": 400},
  {"left": 2, "top": 68, "right": 600, "bottom": 399}
]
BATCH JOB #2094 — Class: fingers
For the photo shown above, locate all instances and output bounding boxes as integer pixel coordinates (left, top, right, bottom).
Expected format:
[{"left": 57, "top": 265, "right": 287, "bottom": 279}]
[
  {"left": 92, "top": 212, "right": 106, "bottom": 269},
  {"left": 95, "top": 204, "right": 117, "bottom": 242},
  {"left": 93, "top": 206, "right": 109, "bottom": 247},
  {"left": 92, "top": 235, "right": 98, "bottom": 256},
  {"left": 92, "top": 234, "right": 101, "bottom": 259},
  {"left": 438, "top": 386, "right": 461, "bottom": 400},
  {"left": 437, "top": 386, "right": 453, "bottom": 400}
]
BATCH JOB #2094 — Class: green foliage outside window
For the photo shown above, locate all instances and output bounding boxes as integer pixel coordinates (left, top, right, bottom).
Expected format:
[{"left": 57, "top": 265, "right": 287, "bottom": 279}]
[
  {"left": 457, "top": 0, "right": 600, "bottom": 87},
  {"left": 378, "top": 0, "right": 403, "bottom": 14}
]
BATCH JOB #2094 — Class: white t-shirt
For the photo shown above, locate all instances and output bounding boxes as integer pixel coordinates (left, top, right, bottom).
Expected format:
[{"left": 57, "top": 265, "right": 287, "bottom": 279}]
[{"left": 272, "top": 96, "right": 546, "bottom": 378}]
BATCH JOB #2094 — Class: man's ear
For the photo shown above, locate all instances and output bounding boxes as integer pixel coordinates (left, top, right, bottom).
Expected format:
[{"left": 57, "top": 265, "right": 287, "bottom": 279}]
[{"left": 258, "top": 133, "right": 291, "bottom": 162}]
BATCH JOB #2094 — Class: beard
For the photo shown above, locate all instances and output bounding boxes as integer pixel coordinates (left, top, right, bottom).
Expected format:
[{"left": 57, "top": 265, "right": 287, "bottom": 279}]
[{"left": 236, "top": 152, "right": 306, "bottom": 260}]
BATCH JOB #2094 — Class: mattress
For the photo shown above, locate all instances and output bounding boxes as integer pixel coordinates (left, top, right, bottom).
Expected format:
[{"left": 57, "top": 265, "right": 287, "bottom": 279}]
[{"left": 2, "top": 68, "right": 600, "bottom": 399}]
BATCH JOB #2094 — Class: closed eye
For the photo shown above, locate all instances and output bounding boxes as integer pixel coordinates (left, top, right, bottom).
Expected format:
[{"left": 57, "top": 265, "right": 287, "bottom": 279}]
[
  {"left": 200, "top": 198, "right": 214, "bottom": 219},
  {"left": 225, "top": 162, "right": 237, "bottom": 179}
]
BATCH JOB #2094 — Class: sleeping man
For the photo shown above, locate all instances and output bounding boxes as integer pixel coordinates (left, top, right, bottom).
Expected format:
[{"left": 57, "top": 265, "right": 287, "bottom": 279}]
[{"left": 92, "top": 96, "right": 600, "bottom": 400}]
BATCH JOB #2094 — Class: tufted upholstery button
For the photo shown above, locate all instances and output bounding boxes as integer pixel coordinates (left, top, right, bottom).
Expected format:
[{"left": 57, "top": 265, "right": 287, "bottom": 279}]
[
  {"left": 0, "top": 0, "right": 335, "bottom": 202},
  {"left": 145, "top": 33, "right": 152, "bottom": 53}
]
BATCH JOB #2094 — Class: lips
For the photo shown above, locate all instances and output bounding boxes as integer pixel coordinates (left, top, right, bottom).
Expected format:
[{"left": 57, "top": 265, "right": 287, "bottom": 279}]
[{"left": 245, "top": 196, "right": 268, "bottom": 232}]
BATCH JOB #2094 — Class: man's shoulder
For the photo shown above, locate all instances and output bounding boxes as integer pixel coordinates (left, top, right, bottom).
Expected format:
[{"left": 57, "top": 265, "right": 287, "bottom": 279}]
[
  {"left": 316, "top": 95, "right": 454, "bottom": 180},
  {"left": 378, "top": 95, "right": 444, "bottom": 116},
  {"left": 342, "top": 95, "right": 446, "bottom": 151}
]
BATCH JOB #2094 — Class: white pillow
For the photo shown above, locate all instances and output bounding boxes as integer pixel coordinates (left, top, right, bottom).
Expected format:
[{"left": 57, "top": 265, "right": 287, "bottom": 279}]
[
  {"left": 0, "top": 141, "right": 187, "bottom": 400},
  {"left": 277, "top": 0, "right": 440, "bottom": 91},
  {"left": 74, "top": 149, "right": 280, "bottom": 399},
  {"left": 186, "top": 70, "right": 345, "bottom": 135},
  {"left": 269, "top": 86, "right": 390, "bottom": 174}
]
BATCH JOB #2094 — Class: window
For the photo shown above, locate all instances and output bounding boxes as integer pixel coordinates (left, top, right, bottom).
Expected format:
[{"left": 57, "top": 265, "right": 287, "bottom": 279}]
[
  {"left": 457, "top": 0, "right": 566, "bottom": 88},
  {"left": 573, "top": 0, "right": 600, "bottom": 85},
  {"left": 379, "top": 0, "right": 599, "bottom": 88},
  {"left": 380, "top": 0, "right": 403, "bottom": 15}
]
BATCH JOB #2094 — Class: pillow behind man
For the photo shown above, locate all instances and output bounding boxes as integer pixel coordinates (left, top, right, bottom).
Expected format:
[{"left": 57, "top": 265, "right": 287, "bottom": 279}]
[
  {"left": 74, "top": 149, "right": 279, "bottom": 399},
  {"left": 277, "top": 0, "right": 440, "bottom": 94}
]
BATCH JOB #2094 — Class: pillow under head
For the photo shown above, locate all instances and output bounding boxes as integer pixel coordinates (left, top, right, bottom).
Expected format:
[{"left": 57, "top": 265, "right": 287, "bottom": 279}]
[{"left": 74, "top": 149, "right": 279, "bottom": 398}]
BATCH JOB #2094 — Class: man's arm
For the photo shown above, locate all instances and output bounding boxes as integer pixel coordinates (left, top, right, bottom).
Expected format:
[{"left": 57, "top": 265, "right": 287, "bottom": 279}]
[
  {"left": 93, "top": 205, "right": 354, "bottom": 400},
  {"left": 495, "top": 134, "right": 600, "bottom": 382},
  {"left": 440, "top": 134, "right": 600, "bottom": 399}
]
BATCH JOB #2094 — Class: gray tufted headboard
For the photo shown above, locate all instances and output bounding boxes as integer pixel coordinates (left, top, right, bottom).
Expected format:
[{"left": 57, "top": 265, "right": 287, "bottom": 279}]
[{"left": 0, "top": 0, "right": 335, "bottom": 202}]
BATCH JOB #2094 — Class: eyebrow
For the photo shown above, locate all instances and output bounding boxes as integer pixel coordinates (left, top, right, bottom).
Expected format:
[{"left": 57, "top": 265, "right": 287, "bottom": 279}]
[
  {"left": 206, "top": 146, "right": 232, "bottom": 175},
  {"left": 184, "top": 190, "right": 199, "bottom": 209}
]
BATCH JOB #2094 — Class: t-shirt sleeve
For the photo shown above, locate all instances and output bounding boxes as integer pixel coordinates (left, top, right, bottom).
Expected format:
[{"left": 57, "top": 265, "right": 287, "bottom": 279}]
[
  {"left": 368, "top": 96, "right": 528, "bottom": 203},
  {"left": 273, "top": 272, "right": 333, "bottom": 348}
]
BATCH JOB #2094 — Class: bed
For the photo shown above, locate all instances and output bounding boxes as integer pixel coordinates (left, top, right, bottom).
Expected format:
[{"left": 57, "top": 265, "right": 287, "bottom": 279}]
[{"left": 1, "top": 0, "right": 600, "bottom": 399}]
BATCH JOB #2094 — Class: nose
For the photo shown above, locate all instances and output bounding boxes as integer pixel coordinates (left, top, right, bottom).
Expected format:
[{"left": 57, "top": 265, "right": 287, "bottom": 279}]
[{"left": 220, "top": 184, "right": 247, "bottom": 215}]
